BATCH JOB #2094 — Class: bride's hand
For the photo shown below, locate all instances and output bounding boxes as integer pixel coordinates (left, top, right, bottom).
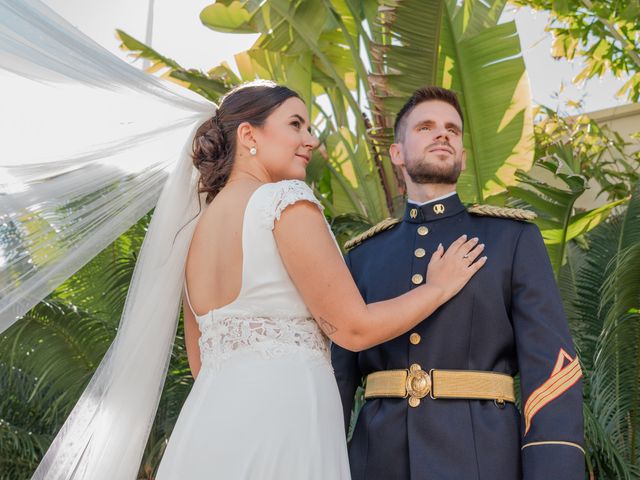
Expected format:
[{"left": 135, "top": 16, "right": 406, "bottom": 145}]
[{"left": 426, "top": 235, "right": 486, "bottom": 303}]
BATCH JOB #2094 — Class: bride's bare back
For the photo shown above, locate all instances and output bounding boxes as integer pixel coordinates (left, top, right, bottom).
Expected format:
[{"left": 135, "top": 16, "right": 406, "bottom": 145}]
[{"left": 185, "top": 182, "right": 259, "bottom": 316}]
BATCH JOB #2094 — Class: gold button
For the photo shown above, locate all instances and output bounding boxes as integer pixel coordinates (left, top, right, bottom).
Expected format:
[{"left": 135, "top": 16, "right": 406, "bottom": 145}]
[
  {"left": 414, "top": 248, "right": 426, "bottom": 258},
  {"left": 411, "top": 274, "right": 423, "bottom": 285},
  {"left": 417, "top": 226, "right": 429, "bottom": 236},
  {"left": 408, "top": 397, "right": 421, "bottom": 408},
  {"left": 410, "top": 208, "right": 418, "bottom": 219},
  {"left": 409, "top": 333, "right": 421, "bottom": 345}
]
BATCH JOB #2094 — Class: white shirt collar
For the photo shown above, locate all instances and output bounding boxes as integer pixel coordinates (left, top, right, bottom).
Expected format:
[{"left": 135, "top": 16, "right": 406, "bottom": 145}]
[{"left": 408, "top": 191, "right": 457, "bottom": 207}]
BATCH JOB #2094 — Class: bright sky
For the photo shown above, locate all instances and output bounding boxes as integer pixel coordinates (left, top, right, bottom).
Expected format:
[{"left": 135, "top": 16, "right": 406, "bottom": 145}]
[{"left": 42, "top": 0, "right": 631, "bottom": 115}]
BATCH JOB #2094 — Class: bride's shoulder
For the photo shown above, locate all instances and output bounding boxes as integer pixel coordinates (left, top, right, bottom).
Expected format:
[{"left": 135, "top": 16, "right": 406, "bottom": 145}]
[
  {"left": 259, "top": 179, "right": 317, "bottom": 202},
  {"left": 257, "top": 179, "right": 324, "bottom": 229},
  {"left": 262, "top": 178, "right": 312, "bottom": 193}
]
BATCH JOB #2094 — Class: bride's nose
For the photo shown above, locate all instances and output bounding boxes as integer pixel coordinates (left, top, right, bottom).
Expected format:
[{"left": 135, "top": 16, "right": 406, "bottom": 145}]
[{"left": 304, "top": 130, "right": 320, "bottom": 150}]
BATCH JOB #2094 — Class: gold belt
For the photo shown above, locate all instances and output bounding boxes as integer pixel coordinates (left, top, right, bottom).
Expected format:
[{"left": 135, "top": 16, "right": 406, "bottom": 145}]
[{"left": 364, "top": 364, "right": 516, "bottom": 408}]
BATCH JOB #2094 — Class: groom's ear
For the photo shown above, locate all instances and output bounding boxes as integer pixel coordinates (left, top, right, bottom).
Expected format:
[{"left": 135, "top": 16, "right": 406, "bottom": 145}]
[
  {"left": 390, "top": 143, "right": 404, "bottom": 167},
  {"left": 237, "top": 121, "right": 257, "bottom": 151}
]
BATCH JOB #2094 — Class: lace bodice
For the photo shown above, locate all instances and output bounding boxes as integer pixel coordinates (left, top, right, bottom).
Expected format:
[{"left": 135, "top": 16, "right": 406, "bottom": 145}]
[
  {"left": 187, "top": 180, "right": 334, "bottom": 369},
  {"left": 197, "top": 311, "right": 330, "bottom": 369}
]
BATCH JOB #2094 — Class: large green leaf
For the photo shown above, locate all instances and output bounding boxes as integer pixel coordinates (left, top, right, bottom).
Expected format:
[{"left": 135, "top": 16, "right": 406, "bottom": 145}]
[
  {"left": 509, "top": 150, "right": 627, "bottom": 275},
  {"left": 371, "top": 0, "right": 534, "bottom": 204},
  {"left": 438, "top": 1, "right": 534, "bottom": 203}
]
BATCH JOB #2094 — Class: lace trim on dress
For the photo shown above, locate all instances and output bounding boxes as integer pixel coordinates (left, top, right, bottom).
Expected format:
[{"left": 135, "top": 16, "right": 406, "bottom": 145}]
[
  {"left": 197, "top": 311, "right": 330, "bottom": 370},
  {"left": 263, "top": 179, "right": 324, "bottom": 230}
]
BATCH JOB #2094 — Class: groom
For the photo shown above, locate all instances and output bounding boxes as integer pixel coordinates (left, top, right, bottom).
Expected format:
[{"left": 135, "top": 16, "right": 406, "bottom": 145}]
[{"left": 332, "top": 86, "right": 584, "bottom": 479}]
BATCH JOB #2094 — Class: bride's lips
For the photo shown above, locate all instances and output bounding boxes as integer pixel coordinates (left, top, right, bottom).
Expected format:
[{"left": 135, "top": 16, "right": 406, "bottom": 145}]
[{"left": 295, "top": 153, "right": 310, "bottom": 164}]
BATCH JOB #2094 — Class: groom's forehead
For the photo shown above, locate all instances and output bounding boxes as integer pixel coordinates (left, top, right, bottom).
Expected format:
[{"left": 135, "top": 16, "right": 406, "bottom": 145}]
[{"left": 407, "top": 101, "right": 463, "bottom": 129}]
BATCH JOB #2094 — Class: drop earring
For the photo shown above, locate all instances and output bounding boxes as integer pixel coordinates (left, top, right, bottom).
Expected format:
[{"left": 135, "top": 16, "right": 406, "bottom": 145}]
[{"left": 249, "top": 146, "right": 257, "bottom": 156}]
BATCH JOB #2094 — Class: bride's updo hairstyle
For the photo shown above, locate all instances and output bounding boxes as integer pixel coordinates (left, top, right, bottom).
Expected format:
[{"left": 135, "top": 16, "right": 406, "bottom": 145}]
[{"left": 192, "top": 80, "right": 301, "bottom": 204}]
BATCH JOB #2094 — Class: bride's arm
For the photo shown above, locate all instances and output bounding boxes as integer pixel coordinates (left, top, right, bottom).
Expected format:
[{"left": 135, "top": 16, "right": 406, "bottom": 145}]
[
  {"left": 274, "top": 201, "right": 486, "bottom": 352},
  {"left": 183, "top": 298, "right": 202, "bottom": 379}
]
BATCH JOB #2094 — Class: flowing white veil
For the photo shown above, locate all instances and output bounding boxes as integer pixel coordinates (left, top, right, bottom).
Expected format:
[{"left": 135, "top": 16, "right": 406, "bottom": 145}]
[{"left": 0, "top": 0, "right": 215, "bottom": 477}]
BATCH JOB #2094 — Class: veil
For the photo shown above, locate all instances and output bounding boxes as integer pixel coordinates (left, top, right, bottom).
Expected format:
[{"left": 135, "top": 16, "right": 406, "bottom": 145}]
[{"left": 0, "top": 0, "right": 214, "bottom": 477}]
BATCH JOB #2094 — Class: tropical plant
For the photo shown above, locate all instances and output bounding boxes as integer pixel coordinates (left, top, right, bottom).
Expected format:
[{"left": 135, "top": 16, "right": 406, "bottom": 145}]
[
  {"left": 559, "top": 182, "right": 640, "bottom": 478},
  {"left": 497, "top": 105, "right": 638, "bottom": 276},
  {"left": 533, "top": 106, "right": 640, "bottom": 203},
  {"left": 0, "top": 214, "right": 193, "bottom": 479},
  {"left": 512, "top": 0, "right": 640, "bottom": 103},
  {"left": 507, "top": 148, "right": 628, "bottom": 276}
]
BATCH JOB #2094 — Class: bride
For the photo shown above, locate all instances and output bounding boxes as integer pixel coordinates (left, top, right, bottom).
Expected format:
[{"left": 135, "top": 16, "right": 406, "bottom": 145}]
[{"left": 153, "top": 80, "right": 486, "bottom": 478}]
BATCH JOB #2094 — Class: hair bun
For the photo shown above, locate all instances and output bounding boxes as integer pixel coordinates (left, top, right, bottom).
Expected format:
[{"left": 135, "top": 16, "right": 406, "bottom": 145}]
[
  {"left": 193, "top": 116, "right": 226, "bottom": 167},
  {"left": 192, "top": 115, "right": 231, "bottom": 204}
]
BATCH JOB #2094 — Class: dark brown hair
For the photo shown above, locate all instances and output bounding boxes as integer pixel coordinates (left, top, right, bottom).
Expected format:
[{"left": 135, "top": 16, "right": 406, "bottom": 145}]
[
  {"left": 192, "top": 81, "right": 301, "bottom": 204},
  {"left": 394, "top": 86, "right": 464, "bottom": 142}
]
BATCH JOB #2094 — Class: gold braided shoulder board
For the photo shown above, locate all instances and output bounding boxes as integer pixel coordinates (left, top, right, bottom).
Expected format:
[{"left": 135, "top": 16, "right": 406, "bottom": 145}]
[
  {"left": 344, "top": 217, "right": 401, "bottom": 251},
  {"left": 467, "top": 204, "right": 537, "bottom": 222}
]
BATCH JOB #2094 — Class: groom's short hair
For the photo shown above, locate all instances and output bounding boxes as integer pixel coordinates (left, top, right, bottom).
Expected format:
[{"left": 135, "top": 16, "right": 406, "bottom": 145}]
[{"left": 394, "top": 86, "right": 464, "bottom": 142}]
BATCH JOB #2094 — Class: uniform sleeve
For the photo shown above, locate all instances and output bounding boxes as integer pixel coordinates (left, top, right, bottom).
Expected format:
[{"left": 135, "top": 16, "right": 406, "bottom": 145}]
[
  {"left": 330, "top": 252, "right": 362, "bottom": 434},
  {"left": 511, "top": 222, "right": 585, "bottom": 479}
]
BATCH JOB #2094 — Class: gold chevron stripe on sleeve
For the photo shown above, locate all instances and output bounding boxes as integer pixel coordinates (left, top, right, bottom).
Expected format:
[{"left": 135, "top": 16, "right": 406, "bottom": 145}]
[{"left": 523, "top": 349, "right": 582, "bottom": 435}]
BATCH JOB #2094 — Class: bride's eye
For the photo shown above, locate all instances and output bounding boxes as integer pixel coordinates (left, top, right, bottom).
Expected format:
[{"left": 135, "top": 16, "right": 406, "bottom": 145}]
[{"left": 291, "top": 120, "right": 301, "bottom": 129}]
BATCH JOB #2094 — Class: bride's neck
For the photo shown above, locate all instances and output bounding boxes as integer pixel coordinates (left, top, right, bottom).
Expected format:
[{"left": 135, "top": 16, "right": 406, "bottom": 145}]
[{"left": 227, "top": 159, "right": 271, "bottom": 185}]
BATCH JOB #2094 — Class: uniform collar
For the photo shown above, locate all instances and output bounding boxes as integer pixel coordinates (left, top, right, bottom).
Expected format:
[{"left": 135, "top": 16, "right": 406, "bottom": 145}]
[
  {"left": 403, "top": 192, "right": 465, "bottom": 223},
  {"left": 407, "top": 191, "right": 457, "bottom": 206}
]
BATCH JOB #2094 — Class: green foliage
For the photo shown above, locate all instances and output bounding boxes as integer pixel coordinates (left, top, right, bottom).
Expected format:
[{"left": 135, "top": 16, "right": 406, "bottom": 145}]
[
  {"left": 116, "top": 29, "right": 237, "bottom": 103},
  {"left": 560, "top": 182, "right": 640, "bottom": 477},
  {"left": 509, "top": 146, "right": 627, "bottom": 275},
  {"left": 503, "top": 106, "right": 638, "bottom": 276},
  {"left": 534, "top": 106, "right": 640, "bottom": 202},
  {"left": 512, "top": 0, "right": 640, "bottom": 102},
  {"left": 0, "top": 214, "right": 194, "bottom": 479}
]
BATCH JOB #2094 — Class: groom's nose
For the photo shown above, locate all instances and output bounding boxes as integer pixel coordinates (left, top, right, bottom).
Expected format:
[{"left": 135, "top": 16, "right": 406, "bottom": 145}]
[{"left": 433, "top": 127, "right": 450, "bottom": 142}]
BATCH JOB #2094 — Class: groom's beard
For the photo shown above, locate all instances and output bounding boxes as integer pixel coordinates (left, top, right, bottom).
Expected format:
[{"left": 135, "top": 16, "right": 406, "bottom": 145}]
[{"left": 404, "top": 144, "right": 463, "bottom": 185}]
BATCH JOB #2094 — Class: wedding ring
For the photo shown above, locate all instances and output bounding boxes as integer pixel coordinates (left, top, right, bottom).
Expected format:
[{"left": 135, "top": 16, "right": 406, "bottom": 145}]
[{"left": 463, "top": 254, "right": 470, "bottom": 259}]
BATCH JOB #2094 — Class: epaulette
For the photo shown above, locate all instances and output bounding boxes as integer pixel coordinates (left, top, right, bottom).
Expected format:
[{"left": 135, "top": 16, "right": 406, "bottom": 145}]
[
  {"left": 344, "top": 217, "right": 401, "bottom": 251},
  {"left": 467, "top": 204, "right": 537, "bottom": 222}
]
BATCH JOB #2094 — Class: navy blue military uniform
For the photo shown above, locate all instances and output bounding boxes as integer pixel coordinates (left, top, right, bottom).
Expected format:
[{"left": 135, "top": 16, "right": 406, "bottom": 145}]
[{"left": 332, "top": 193, "right": 584, "bottom": 480}]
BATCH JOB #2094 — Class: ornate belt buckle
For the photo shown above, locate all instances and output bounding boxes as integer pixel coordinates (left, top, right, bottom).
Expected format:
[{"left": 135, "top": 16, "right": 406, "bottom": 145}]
[{"left": 406, "top": 363, "right": 431, "bottom": 408}]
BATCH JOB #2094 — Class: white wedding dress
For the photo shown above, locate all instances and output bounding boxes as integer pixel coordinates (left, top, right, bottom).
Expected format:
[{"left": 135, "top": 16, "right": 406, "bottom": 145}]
[{"left": 155, "top": 179, "right": 351, "bottom": 479}]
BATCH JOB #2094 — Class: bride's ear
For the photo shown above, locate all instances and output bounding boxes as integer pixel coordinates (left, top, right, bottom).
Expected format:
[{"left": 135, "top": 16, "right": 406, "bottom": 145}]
[{"left": 237, "top": 121, "right": 257, "bottom": 154}]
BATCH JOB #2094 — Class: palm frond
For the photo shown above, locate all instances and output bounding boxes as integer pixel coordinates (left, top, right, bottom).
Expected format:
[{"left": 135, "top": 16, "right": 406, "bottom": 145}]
[
  {"left": 568, "top": 181, "right": 640, "bottom": 472},
  {"left": 115, "top": 30, "right": 233, "bottom": 102}
]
